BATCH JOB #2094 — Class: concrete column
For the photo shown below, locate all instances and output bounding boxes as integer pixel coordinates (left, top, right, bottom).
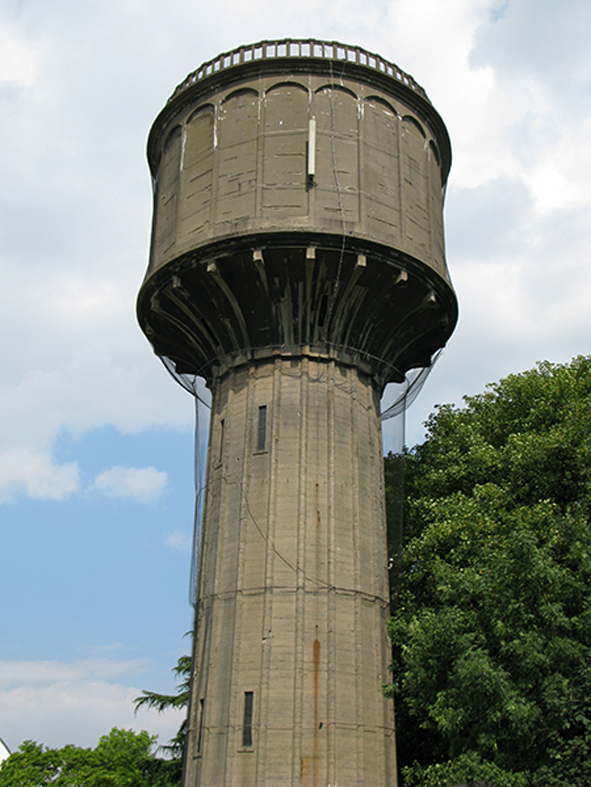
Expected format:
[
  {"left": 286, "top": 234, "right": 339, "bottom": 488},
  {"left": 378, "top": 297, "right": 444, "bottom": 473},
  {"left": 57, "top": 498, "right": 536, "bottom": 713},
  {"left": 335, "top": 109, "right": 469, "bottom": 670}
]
[{"left": 184, "top": 356, "right": 397, "bottom": 787}]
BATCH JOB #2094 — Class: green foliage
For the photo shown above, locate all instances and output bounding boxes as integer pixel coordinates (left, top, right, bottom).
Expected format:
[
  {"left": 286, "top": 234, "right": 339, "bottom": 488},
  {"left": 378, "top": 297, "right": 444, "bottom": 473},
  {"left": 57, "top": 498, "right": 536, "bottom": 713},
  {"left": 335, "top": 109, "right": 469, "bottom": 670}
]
[
  {"left": 385, "top": 448, "right": 406, "bottom": 562},
  {"left": 0, "top": 728, "right": 182, "bottom": 787},
  {"left": 402, "top": 750, "right": 528, "bottom": 787},
  {"left": 385, "top": 356, "right": 591, "bottom": 786},
  {"left": 134, "top": 654, "right": 190, "bottom": 757}
]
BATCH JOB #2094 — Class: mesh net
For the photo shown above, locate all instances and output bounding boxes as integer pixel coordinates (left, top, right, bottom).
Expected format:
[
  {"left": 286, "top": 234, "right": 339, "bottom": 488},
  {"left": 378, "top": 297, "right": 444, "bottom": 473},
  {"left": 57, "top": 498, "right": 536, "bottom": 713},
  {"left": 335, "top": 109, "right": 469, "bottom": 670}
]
[
  {"left": 159, "top": 358, "right": 211, "bottom": 606},
  {"left": 165, "top": 351, "right": 440, "bottom": 605}
]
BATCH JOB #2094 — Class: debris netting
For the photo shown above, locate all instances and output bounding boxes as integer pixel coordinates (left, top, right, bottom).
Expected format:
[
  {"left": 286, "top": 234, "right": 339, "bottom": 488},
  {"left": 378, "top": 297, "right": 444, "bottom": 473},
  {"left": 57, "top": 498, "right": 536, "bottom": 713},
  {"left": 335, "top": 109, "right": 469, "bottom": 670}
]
[{"left": 159, "top": 352, "right": 439, "bottom": 605}]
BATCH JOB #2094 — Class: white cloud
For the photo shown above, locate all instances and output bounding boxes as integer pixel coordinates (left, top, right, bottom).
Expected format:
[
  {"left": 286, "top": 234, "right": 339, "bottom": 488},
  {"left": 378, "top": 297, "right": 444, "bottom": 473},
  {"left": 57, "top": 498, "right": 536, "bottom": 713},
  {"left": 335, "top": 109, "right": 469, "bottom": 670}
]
[
  {"left": 79, "top": 643, "right": 127, "bottom": 657},
  {"left": 164, "top": 530, "right": 192, "bottom": 553},
  {"left": 0, "top": 22, "right": 42, "bottom": 87},
  {"left": 0, "top": 658, "right": 148, "bottom": 688},
  {"left": 0, "top": 448, "right": 79, "bottom": 503},
  {"left": 91, "top": 466, "right": 168, "bottom": 504},
  {"left": 0, "top": 3, "right": 195, "bottom": 507},
  {"left": 0, "top": 0, "right": 589, "bottom": 490},
  {"left": 0, "top": 658, "right": 184, "bottom": 751}
]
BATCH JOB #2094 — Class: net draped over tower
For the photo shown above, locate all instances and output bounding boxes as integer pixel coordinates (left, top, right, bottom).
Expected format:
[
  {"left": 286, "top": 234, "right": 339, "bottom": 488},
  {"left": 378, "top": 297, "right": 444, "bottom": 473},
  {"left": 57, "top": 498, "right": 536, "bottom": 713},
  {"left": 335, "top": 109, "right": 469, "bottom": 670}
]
[{"left": 137, "top": 39, "right": 457, "bottom": 787}]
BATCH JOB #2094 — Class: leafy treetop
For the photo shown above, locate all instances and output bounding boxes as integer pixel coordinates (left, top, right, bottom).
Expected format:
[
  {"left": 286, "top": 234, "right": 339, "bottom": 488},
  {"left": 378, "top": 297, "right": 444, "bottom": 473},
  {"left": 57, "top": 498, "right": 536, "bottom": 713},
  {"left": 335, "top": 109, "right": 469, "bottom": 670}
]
[
  {"left": 0, "top": 728, "right": 182, "bottom": 787},
  {"left": 385, "top": 356, "right": 591, "bottom": 787}
]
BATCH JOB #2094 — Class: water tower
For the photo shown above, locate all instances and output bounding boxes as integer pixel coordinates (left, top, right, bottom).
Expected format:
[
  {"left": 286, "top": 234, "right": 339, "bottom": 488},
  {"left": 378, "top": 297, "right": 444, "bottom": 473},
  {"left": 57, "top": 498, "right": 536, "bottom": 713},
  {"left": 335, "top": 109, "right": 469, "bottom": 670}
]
[{"left": 137, "top": 39, "right": 457, "bottom": 787}]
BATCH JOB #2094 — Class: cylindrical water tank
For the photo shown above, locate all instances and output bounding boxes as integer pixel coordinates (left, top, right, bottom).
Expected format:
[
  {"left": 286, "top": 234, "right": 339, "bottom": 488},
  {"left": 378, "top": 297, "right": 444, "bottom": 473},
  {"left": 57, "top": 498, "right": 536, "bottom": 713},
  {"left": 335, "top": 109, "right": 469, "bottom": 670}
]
[{"left": 138, "top": 39, "right": 457, "bottom": 391}]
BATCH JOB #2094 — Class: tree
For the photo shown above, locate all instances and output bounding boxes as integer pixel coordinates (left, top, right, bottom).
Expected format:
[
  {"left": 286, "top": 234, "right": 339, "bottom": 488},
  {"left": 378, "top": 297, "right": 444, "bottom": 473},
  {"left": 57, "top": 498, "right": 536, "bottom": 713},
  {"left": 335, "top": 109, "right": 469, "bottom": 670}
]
[
  {"left": 134, "top": 654, "right": 191, "bottom": 757},
  {"left": 0, "top": 728, "right": 182, "bottom": 787},
  {"left": 385, "top": 356, "right": 591, "bottom": 786}
]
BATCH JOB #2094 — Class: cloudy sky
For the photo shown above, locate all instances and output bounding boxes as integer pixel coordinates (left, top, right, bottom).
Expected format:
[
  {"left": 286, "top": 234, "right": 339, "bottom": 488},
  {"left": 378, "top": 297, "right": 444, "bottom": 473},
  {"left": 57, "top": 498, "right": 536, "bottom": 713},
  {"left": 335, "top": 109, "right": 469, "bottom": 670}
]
[{"left": 1, "top": 0, "right": 590, "bottom": 755}]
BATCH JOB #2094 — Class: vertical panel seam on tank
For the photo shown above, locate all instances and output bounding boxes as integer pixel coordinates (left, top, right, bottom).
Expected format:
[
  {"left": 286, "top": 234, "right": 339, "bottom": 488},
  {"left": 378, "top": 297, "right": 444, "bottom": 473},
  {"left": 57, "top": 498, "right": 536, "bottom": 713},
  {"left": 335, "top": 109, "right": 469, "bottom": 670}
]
[
  {"left": 228, "top": 364, "right": 255, "bottom": 784},
  {"left": 351, "top": 368, "right": 364, "bottom": 783},
  {"left": 156, "top": 129, "right": 171, "bottom": 260},
  {"left": 257, "top": 358, "right": 282, "bottom": 786},
  {"left": 428, "top": 136, "right": 443, "bottom": 275},
  {"left": 372, "top": 380, "right": 386, "bottom": 781},
  {"left": 371, "top": 382, "right": 385, "bottom": 615},
  {"left": 326, "top": 358, "right": 337, "bottom": 784},
  {"left": 255, "top": 76, "right": 264, "bottom": 221},
  {"left": 358, "top": 91, "right": 368, "bottom": 242},
  {"left": 355, "top": 92, "right": 362, "bottom": 238},
  {"left": 369, "top": 376, "right": 389, "bottom": 783},
  {"left": 393, "top": 101, "right": 401, "bottom": 245},
  {"left": 178, "top": 110, "right": 210, "bottom": 244},
  {"left": 178, "top": 120, "right": 188, "bottom": 241},
  {"left": 316, "top": 361, "right": 326, "bottom": 787},
  {"left": 435, "top": 143, "right": 446, "bottom": 272},
  {"left": 426, "top": 135, "right": 434, "bottom": 270},
  {"left": 147, "top": 138, "right": 160, "bottom": 276},
  {"left": 292, "top": 355, "right": 308, "bottom": 786},
  {"left": 423, "top": 131, "right": 432, "bottom": 270},
  {"left": 160, "top": 130, "right": 182, "bottom": 262},
  {"left": 208, "top": 99, "right": 220, "bottom": 232},
  {"left": 396, "top": 112, "right": 404, "bottom": 248}
]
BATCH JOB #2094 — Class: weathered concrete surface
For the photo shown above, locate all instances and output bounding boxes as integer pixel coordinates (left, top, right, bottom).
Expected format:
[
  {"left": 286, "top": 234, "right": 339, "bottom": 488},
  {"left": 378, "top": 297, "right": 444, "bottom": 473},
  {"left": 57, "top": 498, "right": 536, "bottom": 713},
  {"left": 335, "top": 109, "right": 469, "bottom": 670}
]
[
  {"left": 186, "top": 357, "right": 396, "bottom": 786},
  {"left": 146, "top": 70, "right": 449, "bottom": 282}
]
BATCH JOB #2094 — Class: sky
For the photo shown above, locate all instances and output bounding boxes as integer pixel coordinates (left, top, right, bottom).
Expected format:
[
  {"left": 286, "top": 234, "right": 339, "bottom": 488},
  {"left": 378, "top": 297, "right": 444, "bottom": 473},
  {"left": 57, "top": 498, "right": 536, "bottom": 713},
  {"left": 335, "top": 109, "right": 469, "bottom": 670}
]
[{"left": 1, "top": 0, "right": 590, "bottom": 755}]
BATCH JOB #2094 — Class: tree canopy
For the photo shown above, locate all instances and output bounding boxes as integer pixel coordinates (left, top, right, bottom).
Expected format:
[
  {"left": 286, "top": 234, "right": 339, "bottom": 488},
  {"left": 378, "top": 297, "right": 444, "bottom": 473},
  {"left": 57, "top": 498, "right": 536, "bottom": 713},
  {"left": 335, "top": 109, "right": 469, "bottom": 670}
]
[
  {"left": 0, "top": 728, "right": 182, "bottom": 787},
  {"left": 385, "top": 356, "right": 591, "bottom": 786},
  {"left": 134, "top": 654, "right": 191, "bottom": 758}
]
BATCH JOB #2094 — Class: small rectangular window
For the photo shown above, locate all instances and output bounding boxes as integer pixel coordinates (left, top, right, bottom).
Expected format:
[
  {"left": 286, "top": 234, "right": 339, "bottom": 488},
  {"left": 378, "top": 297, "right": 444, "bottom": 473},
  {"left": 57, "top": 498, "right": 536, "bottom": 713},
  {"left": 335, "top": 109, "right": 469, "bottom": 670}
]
[
  {"left": 218, "top": 419, "right": 225, "bottom": 463},
  {"left": 257, "top": 406, "right": 267, "bottom": 451},
  {"left": 242, "top": 691, "right": 254, "bottom": 747}
]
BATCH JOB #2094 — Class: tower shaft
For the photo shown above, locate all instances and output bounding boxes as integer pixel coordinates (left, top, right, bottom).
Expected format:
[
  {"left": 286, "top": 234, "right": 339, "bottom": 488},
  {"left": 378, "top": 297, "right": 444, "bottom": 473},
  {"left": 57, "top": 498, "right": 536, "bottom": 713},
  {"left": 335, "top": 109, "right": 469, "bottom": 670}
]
[{"left": 187, "top": 357, "right": 395, "bottom": 786}]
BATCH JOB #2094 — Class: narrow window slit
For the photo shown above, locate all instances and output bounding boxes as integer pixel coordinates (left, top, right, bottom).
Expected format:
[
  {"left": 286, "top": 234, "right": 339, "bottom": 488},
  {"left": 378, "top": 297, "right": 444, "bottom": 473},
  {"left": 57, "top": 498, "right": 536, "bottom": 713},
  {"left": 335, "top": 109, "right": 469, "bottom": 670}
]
[
  {"left": 218, "top": 419, "right": 225, "bottom": 462},
  {"left": 257, "top": 406, "right": 267, "bottom": 451},
  {"left": 243, "top": 691, "right": 254, "bottom": 747}
]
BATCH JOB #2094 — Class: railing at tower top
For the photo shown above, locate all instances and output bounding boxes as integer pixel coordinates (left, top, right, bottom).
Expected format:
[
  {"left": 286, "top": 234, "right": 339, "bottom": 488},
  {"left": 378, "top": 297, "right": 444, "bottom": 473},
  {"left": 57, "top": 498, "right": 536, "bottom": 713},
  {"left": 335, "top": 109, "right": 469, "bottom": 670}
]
[{"left": 168, "top": 38, "right": 429, "bottom": 104}]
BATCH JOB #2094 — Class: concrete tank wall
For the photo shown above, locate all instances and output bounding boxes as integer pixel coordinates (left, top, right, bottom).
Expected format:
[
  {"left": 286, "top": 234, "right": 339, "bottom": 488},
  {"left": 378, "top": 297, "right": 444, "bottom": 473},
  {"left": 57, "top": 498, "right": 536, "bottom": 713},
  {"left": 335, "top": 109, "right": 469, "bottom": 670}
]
[{"left": 147, "top": 72, "right": 450, "bottom": 284}]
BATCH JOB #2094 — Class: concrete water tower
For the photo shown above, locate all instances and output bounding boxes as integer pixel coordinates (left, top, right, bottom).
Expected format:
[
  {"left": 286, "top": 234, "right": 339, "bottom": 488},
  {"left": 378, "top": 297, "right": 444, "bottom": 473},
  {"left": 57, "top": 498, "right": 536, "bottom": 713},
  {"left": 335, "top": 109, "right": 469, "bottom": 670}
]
[{"left": 137, "top": 39, "right": 457, "bottom": 787}]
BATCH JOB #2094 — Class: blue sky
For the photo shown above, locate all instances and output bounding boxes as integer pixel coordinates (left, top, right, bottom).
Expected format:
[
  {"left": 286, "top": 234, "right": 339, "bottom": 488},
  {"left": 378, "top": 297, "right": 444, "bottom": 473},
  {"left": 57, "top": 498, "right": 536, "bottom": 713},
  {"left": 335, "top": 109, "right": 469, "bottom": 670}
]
[{"left": 1, "top": 0, "right": 591, "bottom": 754}]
